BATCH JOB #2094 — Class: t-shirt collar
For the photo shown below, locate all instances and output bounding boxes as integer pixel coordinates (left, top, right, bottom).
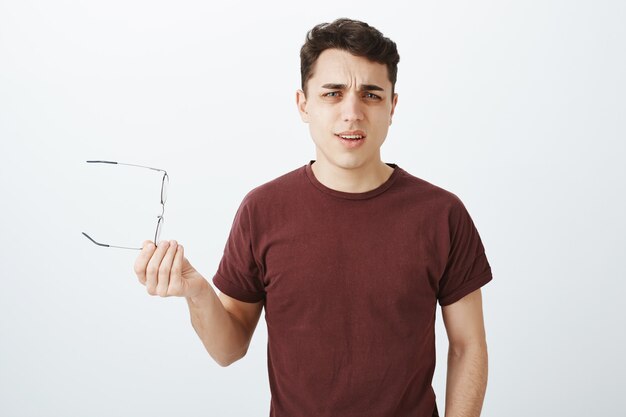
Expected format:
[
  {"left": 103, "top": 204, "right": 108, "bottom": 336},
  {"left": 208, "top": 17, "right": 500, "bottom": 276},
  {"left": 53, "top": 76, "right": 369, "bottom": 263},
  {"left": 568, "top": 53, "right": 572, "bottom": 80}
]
[{"left": 304, "top": 160, "right": 401, "bottom": 200}]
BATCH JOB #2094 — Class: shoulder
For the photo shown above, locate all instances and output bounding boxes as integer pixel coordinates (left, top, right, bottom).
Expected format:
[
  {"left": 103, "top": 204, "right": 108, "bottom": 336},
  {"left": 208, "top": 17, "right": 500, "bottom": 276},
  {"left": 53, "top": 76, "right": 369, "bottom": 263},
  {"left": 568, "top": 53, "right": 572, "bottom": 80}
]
[
  {"left": 237, "top": 164, "right": 306, "bottom": 211},
  {"left": 395, "top": 166, "right": 465, "bottom": 212}
]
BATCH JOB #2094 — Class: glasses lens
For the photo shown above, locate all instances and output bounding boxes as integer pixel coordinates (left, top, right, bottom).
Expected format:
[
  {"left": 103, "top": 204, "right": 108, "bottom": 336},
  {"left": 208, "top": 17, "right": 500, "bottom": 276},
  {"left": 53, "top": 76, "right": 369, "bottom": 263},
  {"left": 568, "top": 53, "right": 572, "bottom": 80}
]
[
  {"left": 161, "top": 174, "right": 169, "bottom": 204},
  {"left": 155, "top": 216, "right": 164, "bottom": 243}
]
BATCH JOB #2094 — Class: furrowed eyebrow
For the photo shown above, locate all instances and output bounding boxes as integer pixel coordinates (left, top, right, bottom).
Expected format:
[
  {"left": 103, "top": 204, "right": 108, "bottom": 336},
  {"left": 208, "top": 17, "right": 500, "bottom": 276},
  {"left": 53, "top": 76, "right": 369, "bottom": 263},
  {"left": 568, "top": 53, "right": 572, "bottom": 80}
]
[
  {"left": 360, "top": 84, "right": 385, "bottom": 92},
  {"left": 321, "top": 83, "right": 385, "bottom": 92},
  {"left": 321, "top": 83, "right": 346, "bottom": 90}
]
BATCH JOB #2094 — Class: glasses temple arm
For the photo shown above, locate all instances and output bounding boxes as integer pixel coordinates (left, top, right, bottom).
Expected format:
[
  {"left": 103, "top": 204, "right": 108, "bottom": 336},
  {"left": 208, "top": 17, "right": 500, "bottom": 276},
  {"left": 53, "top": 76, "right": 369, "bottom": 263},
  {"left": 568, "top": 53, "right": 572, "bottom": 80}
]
[
  {"left": 82, "top": 232, "right": 142, "bottom": 250},
  {"left": 86, "top": 160, "right": 166, "bottom": 174}
]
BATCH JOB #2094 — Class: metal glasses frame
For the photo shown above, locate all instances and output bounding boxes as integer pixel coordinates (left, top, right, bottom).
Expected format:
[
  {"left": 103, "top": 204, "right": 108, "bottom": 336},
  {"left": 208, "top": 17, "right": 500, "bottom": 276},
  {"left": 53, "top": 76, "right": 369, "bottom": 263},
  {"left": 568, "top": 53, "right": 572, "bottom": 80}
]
[{"left": 82, "top": 160, "right": 169, "bottom": 250}]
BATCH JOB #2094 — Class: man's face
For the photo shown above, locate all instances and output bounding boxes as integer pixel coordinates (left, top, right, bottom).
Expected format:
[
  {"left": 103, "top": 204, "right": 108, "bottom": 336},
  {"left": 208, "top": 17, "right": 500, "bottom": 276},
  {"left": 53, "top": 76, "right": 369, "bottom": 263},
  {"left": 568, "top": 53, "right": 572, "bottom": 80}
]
[{"left": 296, "top": 48, "right": 398, "bottom": 171}]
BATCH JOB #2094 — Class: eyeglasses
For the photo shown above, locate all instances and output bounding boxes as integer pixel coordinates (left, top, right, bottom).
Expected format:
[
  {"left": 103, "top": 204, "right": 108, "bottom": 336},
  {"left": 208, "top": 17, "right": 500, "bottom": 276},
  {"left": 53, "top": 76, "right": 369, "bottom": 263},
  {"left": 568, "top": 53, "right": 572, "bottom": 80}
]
[{"left": 82, "top": 160, "right": 169, "bottom": 250}]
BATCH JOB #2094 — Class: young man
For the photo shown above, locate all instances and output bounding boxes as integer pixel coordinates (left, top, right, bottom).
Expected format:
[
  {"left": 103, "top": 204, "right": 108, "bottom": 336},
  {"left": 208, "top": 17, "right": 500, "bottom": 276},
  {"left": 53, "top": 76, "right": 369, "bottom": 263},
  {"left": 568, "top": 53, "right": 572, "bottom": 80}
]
[{"left": 134, "top": 18, "right": 493, "bottom": 417}]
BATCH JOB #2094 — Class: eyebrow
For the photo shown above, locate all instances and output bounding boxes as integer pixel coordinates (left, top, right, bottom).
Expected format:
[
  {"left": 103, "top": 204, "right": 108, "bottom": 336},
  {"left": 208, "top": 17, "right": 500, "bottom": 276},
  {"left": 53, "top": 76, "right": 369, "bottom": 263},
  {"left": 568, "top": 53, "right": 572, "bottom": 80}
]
[{"left": 321, "top": 83, "right": 385, "bottom": 92}]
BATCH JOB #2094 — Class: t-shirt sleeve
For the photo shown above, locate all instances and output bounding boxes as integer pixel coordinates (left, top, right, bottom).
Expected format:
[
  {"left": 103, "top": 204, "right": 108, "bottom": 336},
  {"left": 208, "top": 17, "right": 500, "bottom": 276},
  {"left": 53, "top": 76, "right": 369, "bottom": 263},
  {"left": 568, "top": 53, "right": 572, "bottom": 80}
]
[
  {"left": 212, "top": 194, "right": 266, "bottom": 303},
  {"left": 437, "top": 196, "right": 493, "bottom": 306}
]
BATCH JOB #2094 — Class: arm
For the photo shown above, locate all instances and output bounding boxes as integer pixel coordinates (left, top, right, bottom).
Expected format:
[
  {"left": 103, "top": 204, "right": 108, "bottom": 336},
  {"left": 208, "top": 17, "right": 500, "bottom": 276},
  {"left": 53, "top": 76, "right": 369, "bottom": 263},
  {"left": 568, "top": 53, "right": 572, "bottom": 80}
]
[
  {"left": 133, "top": 240, "right": 263, "bottom": 367},
  {"left": 441, "top": 288, "right": 489, "bottom": 417},
  {"left": 186, "top": 282, "right": 263, "bottom": 367}
]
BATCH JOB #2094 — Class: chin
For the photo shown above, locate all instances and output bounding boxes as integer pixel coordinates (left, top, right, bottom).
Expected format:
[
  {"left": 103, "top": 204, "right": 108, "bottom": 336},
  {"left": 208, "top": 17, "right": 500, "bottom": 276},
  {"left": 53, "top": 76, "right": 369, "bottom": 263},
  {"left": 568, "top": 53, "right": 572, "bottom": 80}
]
[{"left": 328, "top": 155, "right": 369, "bottom": 170}]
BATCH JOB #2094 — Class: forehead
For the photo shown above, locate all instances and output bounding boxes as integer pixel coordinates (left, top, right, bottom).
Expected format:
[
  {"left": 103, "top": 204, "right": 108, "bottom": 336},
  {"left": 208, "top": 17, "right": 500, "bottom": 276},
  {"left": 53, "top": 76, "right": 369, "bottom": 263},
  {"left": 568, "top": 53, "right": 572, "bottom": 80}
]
[{"left": 309, "top": 48, "right": 390, "bottom": 87}]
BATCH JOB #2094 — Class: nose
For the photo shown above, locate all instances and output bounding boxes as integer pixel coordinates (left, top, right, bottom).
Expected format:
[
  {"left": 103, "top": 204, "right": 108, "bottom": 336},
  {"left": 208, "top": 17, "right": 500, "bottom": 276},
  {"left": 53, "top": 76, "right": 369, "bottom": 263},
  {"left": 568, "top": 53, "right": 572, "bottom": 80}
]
[{"left": 341, "top": 93, "right": 364, "bottom": 123}]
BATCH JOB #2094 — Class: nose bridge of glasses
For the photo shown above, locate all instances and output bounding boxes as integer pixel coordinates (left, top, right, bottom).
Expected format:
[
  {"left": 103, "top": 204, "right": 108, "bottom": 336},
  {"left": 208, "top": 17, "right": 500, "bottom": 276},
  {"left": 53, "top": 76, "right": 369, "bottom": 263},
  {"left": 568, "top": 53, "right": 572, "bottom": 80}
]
[{"left": 155, "top": 212, "right": 165, "bottom": 243}]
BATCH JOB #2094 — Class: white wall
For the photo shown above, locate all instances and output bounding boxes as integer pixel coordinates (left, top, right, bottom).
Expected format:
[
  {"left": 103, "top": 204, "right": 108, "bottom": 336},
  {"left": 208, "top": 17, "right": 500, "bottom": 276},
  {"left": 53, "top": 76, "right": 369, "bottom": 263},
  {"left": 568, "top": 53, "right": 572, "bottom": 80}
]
[{"left": 1, "top": 0, "right": 624, "bottom": 415}]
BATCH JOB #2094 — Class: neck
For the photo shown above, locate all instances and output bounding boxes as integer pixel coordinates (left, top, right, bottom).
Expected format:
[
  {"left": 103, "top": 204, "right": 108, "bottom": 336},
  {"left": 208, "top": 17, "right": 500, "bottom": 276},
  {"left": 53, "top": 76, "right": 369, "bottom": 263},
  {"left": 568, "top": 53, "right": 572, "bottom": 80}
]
[{"left": 310, "top": 158, "right": 394, "bottom": 193}]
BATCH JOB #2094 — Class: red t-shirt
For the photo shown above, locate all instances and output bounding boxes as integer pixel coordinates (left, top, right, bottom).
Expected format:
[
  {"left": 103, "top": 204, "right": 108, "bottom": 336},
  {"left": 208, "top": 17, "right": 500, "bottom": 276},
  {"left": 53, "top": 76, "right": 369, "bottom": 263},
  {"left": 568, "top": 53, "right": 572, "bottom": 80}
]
[{"left": 213, "top": 160, "right": 493, "bottom": 417}]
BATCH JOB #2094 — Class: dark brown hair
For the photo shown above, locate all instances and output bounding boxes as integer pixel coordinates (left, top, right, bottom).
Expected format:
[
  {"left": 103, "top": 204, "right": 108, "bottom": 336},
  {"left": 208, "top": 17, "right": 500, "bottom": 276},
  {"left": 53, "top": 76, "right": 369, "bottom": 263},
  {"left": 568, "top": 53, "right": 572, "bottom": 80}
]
[{"left": 300, "top": 18, "right": 400, "bottom": 96}]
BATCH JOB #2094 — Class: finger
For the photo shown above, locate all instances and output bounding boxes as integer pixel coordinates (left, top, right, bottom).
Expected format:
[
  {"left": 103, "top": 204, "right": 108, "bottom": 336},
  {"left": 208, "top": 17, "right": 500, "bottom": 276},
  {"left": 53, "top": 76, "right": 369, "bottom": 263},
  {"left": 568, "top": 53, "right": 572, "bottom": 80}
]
[
  {"left": 145, "top": 240, "right": 170, "bottom": 295},
  {"left": 156, "top": 240, "right": 178, "bottom": 297},
  {"left": 134, "top": 240, "right": 156, "bottom": 285},
  {"left": 169, "top": 244, "right": 184, "bottom": 296}
]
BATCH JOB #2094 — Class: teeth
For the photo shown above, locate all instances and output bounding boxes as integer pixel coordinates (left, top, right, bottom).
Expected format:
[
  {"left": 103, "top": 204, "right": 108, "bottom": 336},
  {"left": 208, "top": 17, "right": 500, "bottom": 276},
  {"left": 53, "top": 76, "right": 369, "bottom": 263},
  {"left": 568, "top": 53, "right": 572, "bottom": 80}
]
[{"left": 339, "top": 135, "right": 363, "bottom": 139}]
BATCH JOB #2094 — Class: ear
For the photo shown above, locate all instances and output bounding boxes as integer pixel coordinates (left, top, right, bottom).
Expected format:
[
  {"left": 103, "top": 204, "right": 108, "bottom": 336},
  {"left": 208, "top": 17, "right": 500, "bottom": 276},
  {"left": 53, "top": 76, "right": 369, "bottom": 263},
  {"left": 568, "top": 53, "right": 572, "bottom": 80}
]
[
  {"left": 389, "top": 93, "right": 398, "bottom": 125},
  {"left": 296, "top": 89, "right": 309, "bottom": 123}
]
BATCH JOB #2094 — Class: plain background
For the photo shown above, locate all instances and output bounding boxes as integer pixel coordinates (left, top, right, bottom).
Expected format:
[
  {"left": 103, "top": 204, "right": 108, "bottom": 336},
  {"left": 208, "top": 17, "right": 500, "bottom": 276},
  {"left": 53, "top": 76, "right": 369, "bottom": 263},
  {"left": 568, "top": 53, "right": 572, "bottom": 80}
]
[{"left": 1, "top": 0, "right": 625, "bottom": 416}]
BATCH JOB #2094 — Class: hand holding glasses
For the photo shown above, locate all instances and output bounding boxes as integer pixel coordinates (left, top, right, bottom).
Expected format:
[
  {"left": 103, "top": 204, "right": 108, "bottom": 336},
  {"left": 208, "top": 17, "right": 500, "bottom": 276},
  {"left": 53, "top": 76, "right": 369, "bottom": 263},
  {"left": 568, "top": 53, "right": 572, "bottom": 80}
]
[
  {"left": 82, "top": 160, "right": 169, "bottom": 250},
  {"left": 83, "top": 161, "right": 208, "bottom": 300}
]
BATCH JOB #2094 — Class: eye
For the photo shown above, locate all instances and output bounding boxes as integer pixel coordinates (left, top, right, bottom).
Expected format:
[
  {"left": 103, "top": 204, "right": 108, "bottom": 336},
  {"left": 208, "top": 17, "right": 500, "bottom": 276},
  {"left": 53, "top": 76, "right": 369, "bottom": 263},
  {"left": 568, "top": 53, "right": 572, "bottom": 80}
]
[
  {"left": 364, "top": 92, "right": 382, "bottom": 100},
  {"left": 323, "top": 91, "right": 341, "bottom": 98}
]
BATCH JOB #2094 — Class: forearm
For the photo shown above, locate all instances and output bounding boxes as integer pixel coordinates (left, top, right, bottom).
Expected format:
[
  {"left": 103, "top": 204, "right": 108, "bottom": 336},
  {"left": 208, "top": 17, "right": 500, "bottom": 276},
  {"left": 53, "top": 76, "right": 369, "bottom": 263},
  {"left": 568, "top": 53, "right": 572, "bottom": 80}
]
[
  {"left": 185, "top": 280, "right": 249, "bottom": 367},
  {"left": 444, "top": 343, "right": 488, "bottom": 417}
]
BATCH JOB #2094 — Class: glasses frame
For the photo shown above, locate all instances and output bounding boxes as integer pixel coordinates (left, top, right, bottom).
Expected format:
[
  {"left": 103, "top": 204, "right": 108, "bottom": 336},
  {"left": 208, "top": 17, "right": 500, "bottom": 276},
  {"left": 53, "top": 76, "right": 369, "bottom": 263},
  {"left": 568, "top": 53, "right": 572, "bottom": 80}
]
[{"left": 82, "top": 160, "right": 169, "bottom": 250}]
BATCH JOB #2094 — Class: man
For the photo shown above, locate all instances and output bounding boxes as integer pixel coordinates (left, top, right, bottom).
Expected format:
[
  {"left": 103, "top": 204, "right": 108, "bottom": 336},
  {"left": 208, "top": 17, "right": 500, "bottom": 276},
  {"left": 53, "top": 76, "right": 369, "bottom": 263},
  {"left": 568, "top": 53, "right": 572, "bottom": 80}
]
[{"left": 134, "top": 18, "right": 493, "bottom": 417}]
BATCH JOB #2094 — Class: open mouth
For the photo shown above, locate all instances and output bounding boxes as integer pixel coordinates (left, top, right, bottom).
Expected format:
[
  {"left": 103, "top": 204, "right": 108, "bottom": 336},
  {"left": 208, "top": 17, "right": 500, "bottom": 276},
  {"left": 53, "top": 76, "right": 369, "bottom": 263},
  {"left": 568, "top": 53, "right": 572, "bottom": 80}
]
[
  {"left": 336, "top": 134, "right": 365, "bottom": 141},
  {"left": 335, "top": 131, "right": 366, "bottom": 148},
  {"left": 335, "top": 130, "right": 366, "bottom": 141}
]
